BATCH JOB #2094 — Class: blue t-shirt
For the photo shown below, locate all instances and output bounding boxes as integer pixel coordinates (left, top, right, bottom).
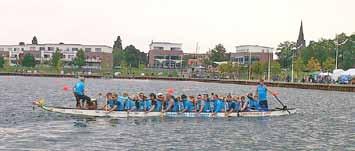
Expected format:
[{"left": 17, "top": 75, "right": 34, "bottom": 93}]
[
  {"left": 117, "top": 96, "right": 128, "bottom": 111},
  {"left": 195, "top": 99, "right": 202, "bottom": 112},
  {"left": 257, "top": 84, "right": 267, "bottom": 101},
  {"left": 171, "top": 99, "right": 179, "bottom": 112},
  {"left": 203, "top": 100, "right": 211, "bottom": 112},
  {"left": 107, "top": 99, "right": 117, "bottom": 110},
  {"left": 183, "top": 99, "right": 194, "bottom": 112},
  {"left": 142, "top": 99, "right": 151, "bottom": 111},
  {"left": 214, "top": 99, "right": 224, "bottom": 113},
  {"left": 247, "top": 96, "right": 259, "bottom": 109},
  {"left": 73, "top": 81, "right": 85, "bottom": 95},
  {"left": 154, "top": 99, "right": 163, "bottom": 112},
  {"left": 229, "top": 101, "right": 239, "bottom": 111},
  {"left": 124, "top": 99, "right": 135, "bottom": 110}
]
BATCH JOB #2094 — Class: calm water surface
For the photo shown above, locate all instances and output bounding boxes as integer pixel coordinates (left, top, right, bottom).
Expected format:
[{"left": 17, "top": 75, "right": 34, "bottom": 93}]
[{"left": 0, "top": 76, "right": 354, "bottom": 151}]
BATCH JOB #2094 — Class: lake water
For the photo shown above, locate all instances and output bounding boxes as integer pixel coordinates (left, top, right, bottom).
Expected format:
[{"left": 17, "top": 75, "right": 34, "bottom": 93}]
[{"left": 0, "top": 76, "right": 354, "bottom": 151}]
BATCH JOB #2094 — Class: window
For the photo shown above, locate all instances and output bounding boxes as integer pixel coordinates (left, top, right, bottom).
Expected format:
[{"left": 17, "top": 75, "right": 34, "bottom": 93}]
[
  {"left": 21, "top": 48, "right": 24, "bottom": 51},
  {"left": 85, "top": 48, "right": 92, "bottom": 52},
  {"left": 154, "top": 56, "right": 164, "bottom": 59},
  {"left": 72, "top": 48, "right": 78, "bottom": 51},
  {"left": 153, "top": 47, "right": 164, "bottom": 50},
  {"left": 95, "top": 48, "right": 102, "bottom": 52},
  {"left": 48, "top": 47, "right": 54, "bottom": 51},
  {"left": 171, "top": 47, "right": 181, "bottom": 51},
  {"left": 30, "top": 47, "right": 36, "bottom": 51},
  {"left": 44, "top": 54, "right": 50, "bottom": 58},
  {"left": 39, "top": 47, "right": 45, "bottom": 51},
  {"left": 8, "top": 48, "right": 12, "bottom": 51},
  {"left": 0, "top": 48, "right": 4, "bottom": 51}
]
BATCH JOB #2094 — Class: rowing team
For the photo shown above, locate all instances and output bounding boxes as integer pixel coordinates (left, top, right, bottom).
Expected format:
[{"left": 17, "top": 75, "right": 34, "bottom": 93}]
[{"left": 84, "top": 92, "right": 265, "bottom": 115}]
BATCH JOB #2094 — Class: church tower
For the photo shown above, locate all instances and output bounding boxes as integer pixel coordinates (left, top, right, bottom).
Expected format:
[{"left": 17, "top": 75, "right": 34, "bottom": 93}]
[{"left": 295, "top": 21, "right": 305, "bottom": 56}]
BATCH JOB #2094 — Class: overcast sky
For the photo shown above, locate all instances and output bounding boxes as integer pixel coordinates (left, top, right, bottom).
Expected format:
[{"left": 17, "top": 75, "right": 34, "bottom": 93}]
[{"left": 0, "top": 0, "right": 354, "bottom": 53}]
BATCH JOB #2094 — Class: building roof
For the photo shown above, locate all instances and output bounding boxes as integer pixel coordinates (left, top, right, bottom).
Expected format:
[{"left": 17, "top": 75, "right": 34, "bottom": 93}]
[
  {"left": 235, "top": 45, "right": 273, "bottom": 49},
  {"left": 150, "top": 42, "right": 182, "bottom": 45}
]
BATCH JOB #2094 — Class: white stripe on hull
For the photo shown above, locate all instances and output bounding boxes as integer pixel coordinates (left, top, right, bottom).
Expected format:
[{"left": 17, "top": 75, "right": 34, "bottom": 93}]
[{"left": 40, "top": 106, "right": 296, "bottom": 118}]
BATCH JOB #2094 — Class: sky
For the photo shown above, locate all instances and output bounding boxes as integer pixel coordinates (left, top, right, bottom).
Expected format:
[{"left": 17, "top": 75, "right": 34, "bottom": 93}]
[{"left": 0, "top": 0, "right": 354, "bottom": 53}]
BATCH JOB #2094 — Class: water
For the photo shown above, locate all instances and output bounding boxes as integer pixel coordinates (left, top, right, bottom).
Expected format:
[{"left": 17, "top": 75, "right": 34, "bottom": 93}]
[{"left": 0, "top": 76, "right": 354, "bottom": 151}]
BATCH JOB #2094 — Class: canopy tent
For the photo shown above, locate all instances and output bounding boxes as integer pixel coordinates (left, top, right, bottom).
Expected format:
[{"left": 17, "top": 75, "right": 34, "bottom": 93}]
[
  {"left": 341, "top": 68, "right": 355, "bottom": 77},
  {"left": 331, "top": 69, "right": 345, "bottom": 81}
]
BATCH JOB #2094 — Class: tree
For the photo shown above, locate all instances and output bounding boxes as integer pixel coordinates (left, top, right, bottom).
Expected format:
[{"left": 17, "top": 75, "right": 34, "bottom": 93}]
[
  {"left": 0, "top": 56, "right": 4, "bottom": 68},
  {"left": 210, "top": 44, "right": 227, "bottom": 63},
  {"left": 218, "top": 62, "right": 233, "bottom": 74},
  {"left": 270, "top": 61, "right": 281, "bottom": 76},
  {"left": 73, "top": 49, "right": 85, "bottom": 68},
  {"left": 51, "top": 49, "right": 63, "bottom": 72},
  {"left": 336, "top": 33, "right": 353, "bottom": 69},
  {"left": 294, "top": 57, "right": 305, "bottom": 79},
  {"left": 323, "top": 57, "right": 335, "bottom": 72},
  {"left": 112, "top": 36, "right": 123, "bottom": 67},
  {"left": 252, "top": 61, "right": 266, "bottom": 78},
  {"left": 306, "top": 57, "right": 321, "bottom": 72},
  {"left": 113, "top": 36, "right": 123, "bottom": 50},
  {"left": 124, "top": 45, "right": 141, "bottom": 68},
  {"left": 22, "top": 54, "right": 36, "bottom": 67},
  {"left": 32, "top": 36, "right": 38, "bottom": 45},
  {"left": 276, "top": 41, "right": 296, "bottom": 69}
]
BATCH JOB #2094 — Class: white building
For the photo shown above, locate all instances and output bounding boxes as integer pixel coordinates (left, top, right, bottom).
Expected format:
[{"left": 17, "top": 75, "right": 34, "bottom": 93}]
[
  {"left": 0, "top": 43, "right": 112, "bottom": 65},
  {"left": 231, "top": 45, "right": 274, "bottom": 64},
  {"left": 149, "top": 42, "right": 182, "bottom": 51},
  {"left": 148, "top": 42, "right": 184, "bottom": 68}
]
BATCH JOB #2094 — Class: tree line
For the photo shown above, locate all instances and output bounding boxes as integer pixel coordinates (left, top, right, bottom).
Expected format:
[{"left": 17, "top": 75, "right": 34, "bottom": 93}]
[{"left": 277, "top": 33, "right": 354, "bottom": 78}]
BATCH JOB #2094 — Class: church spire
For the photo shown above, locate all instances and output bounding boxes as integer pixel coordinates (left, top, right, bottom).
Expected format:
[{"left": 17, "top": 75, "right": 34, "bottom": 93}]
[{"left": 295, "top": 20, "right": 305, "bottom": 56}]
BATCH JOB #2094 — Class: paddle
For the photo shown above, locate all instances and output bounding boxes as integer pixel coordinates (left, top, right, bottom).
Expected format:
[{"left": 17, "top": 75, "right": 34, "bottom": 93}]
[{"left": 272, "top": 95, "right": 291, "bottom": 114}]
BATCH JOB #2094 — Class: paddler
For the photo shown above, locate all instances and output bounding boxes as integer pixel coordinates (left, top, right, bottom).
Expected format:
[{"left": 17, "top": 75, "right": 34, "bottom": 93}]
[
  {"left": 146, "top": 93, "right": 158, "bottom": 113},
  {"left": 247, "top": 93, "right": 259, "bottom": 110},
  {"left": 73, "top": 77, "right": 91, "bottom": 108},
  {"left": 162, "top": 93, "right": 177, "bottom": 112},
  {"left": 255, "top": 79, "right": 277, "bottom": 111},
  {"left": 181, "top": 94, "right": 194, "bottom": 113},
  {"left": 212, "top": 94, "right": 224, "bottom": 115},
  {"left": 104, "top": 92, "right": 118, "bottom": 113}
]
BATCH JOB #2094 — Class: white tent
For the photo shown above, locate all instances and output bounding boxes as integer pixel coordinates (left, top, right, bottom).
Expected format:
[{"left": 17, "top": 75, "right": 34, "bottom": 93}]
[
  {"left": 331, "top": 69, "right": 345, "bottom": 81},
  {"left": 341, "top": 68, "right": 355, "bottom": 77}
]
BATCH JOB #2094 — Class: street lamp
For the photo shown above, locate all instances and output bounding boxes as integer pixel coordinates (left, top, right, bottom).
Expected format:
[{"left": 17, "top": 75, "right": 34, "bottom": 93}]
[{"left": 334, "top": 35, "right": 349, "bottom": 70}]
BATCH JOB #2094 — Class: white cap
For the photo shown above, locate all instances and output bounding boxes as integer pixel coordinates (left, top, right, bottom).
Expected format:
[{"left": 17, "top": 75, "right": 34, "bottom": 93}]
[{"left": 157, "top": 93, "right": 163, "bottom": 96}]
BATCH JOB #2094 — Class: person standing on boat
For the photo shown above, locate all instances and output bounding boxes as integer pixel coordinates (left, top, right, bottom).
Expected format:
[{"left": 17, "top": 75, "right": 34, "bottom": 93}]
[
  {"left": 255, "top": 79, "right": 276, "bottom": 111},
  {"left": 73, "top": 77, "right": 91, "bottom": 108}
]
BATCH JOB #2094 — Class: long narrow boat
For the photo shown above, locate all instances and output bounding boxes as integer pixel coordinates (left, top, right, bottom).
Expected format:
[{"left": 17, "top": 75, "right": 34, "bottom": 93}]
[{"left": 34, "top": 101, "right": 296, "bottom": 118}]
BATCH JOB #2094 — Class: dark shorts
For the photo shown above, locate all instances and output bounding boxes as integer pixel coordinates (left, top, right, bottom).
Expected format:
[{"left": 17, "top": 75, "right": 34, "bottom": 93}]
[
  {"left": 74, "top": 93, "right": 91, "bottom": 107},
  {"left": 259, "top": 100, "right": 268, "bottom": 111}
]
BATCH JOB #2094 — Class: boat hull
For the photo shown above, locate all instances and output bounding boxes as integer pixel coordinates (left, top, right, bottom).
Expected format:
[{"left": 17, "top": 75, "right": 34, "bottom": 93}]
[{"left": 39, "top": 105, "right": 296, "bottom": 118}]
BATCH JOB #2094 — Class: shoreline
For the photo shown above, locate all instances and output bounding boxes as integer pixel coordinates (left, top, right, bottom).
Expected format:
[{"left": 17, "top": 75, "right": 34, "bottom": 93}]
[{"left": 1, "top": 72, "right": 354, "bottom": 92}]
